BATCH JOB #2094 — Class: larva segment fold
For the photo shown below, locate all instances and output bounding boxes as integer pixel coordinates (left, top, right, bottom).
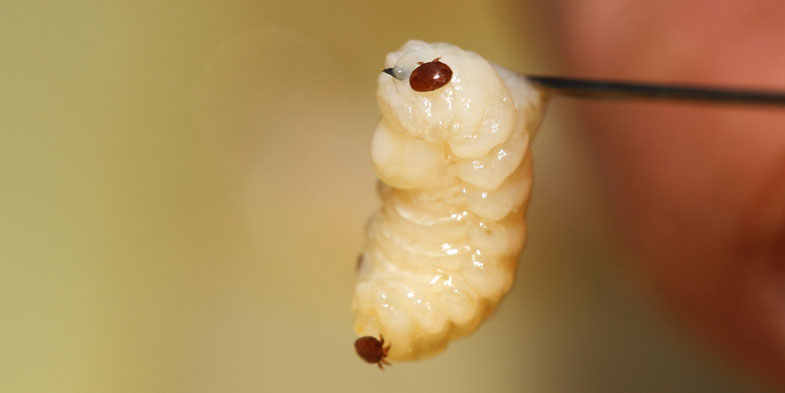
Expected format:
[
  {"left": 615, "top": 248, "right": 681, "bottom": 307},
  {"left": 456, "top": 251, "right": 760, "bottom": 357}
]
[{"left": 354, "top": 40, "right": 544, "bottom": 362}]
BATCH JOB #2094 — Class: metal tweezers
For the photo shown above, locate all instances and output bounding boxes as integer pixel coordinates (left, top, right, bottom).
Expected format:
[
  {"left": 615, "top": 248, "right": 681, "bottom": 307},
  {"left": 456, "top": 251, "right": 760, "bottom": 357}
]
[{"left": 525, "top": 75, "right": 785, "bottom": 107}]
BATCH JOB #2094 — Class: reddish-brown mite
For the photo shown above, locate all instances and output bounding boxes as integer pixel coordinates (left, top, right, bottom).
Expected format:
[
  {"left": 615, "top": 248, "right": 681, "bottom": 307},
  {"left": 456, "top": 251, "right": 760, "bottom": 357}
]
[
  {"left": 409, "top": 57, "right": 452, "bottom": 92},
  {"left": 354, "top": 334, "right": 391, "bottom": 370}
]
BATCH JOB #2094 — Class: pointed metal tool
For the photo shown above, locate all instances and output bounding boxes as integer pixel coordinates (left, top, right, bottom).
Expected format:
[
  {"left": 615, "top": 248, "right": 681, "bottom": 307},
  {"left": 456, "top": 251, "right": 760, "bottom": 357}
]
[{"left": 524, "top": 75, "right": 785, "bottom": 107}]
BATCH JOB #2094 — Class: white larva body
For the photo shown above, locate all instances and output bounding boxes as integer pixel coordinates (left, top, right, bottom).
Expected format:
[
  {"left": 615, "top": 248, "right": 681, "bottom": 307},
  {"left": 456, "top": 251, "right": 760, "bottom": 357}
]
[{"left": 353, "top": 40, "right": 545, "bottom": 361}]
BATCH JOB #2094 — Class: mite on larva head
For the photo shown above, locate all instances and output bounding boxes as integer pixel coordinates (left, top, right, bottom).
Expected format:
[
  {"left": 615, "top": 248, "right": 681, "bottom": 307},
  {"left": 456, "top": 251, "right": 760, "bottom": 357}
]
[
  {"left": 353, "top": 40, "right": 545, "bottom": 366},
  {"left": 384, "top": 57, "right": 453, "bottom": 92}
]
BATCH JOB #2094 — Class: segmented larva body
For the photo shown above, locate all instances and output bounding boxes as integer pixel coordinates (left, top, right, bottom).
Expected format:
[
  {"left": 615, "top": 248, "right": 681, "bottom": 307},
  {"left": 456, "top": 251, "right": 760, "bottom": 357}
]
[{"left": 353, "top": 40, "right": 545, "bottom": 362}]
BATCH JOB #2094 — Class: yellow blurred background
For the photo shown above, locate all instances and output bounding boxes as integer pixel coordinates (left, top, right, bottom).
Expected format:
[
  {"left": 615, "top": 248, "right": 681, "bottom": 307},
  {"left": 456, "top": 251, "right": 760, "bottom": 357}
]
[{"left": 0, "top": 1, "right": 766, "bottom": 392}]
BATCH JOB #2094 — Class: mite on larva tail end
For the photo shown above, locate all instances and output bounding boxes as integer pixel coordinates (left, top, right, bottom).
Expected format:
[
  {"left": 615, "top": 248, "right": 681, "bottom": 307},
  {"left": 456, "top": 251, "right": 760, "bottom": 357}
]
[{"left": 353, "top": 40, "right": 545, "bottom": 365}]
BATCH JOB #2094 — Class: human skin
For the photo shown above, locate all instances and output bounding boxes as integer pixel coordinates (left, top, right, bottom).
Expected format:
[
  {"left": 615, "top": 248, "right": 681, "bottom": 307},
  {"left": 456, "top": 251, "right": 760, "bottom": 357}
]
[{"left": 551, "top": 0, "right": 785, "bottom": 389}]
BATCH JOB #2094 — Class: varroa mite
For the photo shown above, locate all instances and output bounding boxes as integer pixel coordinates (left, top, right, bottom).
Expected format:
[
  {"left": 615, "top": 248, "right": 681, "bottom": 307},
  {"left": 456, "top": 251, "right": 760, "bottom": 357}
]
[
  {"left": 408, "top": 57, "right": 452, "bottom": 92},
  {"left": 354, "top": 335, "right": 391, "bottom": 370}
]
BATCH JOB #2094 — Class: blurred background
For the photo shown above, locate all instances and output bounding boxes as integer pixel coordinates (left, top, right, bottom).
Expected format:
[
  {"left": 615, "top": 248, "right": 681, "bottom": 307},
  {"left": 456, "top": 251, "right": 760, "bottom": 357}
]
[{"left": 1, "top": 1, "right": 781, "bottom": 392}]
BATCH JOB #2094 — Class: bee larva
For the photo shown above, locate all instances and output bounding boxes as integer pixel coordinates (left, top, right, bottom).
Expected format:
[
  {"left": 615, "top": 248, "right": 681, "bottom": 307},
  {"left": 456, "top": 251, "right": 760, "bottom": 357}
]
[{"left": 353, "top": 40, "right": 545, "bottom": 364}]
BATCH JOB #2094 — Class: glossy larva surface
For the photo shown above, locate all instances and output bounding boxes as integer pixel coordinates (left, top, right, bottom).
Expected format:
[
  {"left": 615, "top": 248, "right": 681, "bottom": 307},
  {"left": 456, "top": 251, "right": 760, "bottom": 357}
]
[{"left": 354, "top": 40, "right": 545, "bottom": 361}]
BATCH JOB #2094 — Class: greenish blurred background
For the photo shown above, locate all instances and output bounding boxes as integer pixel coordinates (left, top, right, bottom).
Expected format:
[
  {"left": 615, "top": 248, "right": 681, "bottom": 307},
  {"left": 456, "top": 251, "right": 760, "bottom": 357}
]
[{"left": 0, "top": 1, "right": 765, "bottom": 392}]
